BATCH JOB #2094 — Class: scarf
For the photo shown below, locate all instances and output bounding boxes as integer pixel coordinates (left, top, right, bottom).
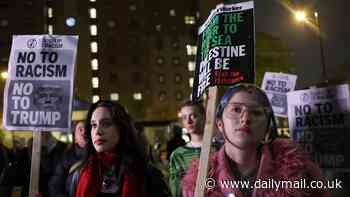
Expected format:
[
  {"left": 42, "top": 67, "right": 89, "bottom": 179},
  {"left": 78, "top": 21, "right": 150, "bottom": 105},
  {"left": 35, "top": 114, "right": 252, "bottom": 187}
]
[{"left": 75, "top": 152, "right": 145, "bottom": 197}]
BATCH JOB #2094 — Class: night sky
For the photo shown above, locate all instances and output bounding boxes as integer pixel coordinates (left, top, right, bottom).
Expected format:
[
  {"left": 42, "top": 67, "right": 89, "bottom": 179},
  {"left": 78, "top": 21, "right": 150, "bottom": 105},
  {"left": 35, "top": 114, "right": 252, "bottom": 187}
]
[{"left": 253, "top": 0, "right": 350, "bottom": 88}]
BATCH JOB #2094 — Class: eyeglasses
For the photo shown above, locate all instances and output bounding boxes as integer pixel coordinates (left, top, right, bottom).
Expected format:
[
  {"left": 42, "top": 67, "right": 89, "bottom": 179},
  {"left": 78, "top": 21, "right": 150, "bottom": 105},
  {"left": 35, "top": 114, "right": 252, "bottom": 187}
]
[{"left": 224, "top": 103, "right": 268, "bottom": 120}]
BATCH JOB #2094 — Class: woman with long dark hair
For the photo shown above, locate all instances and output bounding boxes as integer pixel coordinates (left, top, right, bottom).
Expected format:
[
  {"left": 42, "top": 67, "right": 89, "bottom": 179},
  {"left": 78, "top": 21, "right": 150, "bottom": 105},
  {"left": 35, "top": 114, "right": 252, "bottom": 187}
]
[{"left": 70, "top": 100, "right": 169, "bottom": 197}]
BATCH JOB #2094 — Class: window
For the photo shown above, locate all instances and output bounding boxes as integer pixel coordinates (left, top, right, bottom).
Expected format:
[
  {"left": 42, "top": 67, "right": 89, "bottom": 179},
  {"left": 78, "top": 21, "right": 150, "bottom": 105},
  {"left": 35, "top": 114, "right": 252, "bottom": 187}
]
[
  {"left": 156, "top": 57, "right": 164, "bottom": 65},
  {"left": 176, "top": 91, "right": 183, "bottom": 101},
  {"left": 172, "top": 57, "right": 180, "bottom": 65},
  {"left": 129, "top": 4, "right": 136, "bottom": 11},
  {"left": 169, "top": 9, "right": 176, "bottom": 16},
  {"left": 48, "top": 25, "right": 53, "bottom": 35},
  {"left": 175, "top": 74, "right": 182, "bottom": 83},
  {"left": 196, "top": 11, "right": 200, "bottom": 18},
  {"left": 159, "top": 74, "right": 165, "bottom": 83},
  {"left": 0, "top": 19, "right": 8, "bottom": 27},
  {"left": 89, "top": 8, "right": 97, "bottom": 19},
  {"left": 90, "top": 42, "right": 98, "bottom": 53},
  {"left": 90, "top": 25, "right": 97, "bottom": 36},
  {"left": 184, "top": 16, "right": 195, "bottom": 24},
  {"left": 133, "top": 93, "right": 142, "bottom": 100},
  {"left": 186, "top": 45, "right": 197, "bottom": 55},
  {"left": 159, "top": 91, "right": 166, "bottom": 101},
  {"left": 107, "top": 20, "right": 117, "bottom": 28},
  {"left": 110, "top": 93, "right": 119, "bottom": 101},
  {"left": 171, "top": 41, "right": 179, "bottom": 49},
  {"left": 155, "top": 24, "right": 161, "bottom": 32},
  {"left": 91, "top": 59, "right": 98, "bottom": 70},
  {"left": 92, "top": 77, "right": 99, "bottom": 88},
  {"left": 92, "top": 95, "right": 100, "bottom": 103},
  {"left": 48, "top": 8, "right": 53, "bottom": 18},
  {"left": 188, "top": 61, "right": 195, "bottom": 71},
  {"left": 189, "top": 77, "right": 194, "bottom": 87}
]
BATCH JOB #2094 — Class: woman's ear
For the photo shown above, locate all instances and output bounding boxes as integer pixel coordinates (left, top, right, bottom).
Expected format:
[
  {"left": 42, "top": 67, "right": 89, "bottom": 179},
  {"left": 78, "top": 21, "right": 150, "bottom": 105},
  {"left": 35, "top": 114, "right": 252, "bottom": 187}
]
[{"left": 216, "top": 119, "right": 224, "bottom": 133}]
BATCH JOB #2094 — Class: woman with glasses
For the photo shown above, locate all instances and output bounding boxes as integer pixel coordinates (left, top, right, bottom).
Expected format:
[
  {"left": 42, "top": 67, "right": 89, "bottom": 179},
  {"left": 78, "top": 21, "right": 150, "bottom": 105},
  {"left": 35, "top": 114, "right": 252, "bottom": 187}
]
[
  {"left": 69, "top": 100, "right": 170, "bottom": 197},
  {"left": 182, "top": 84, "right": 330, "bottom": 197}
]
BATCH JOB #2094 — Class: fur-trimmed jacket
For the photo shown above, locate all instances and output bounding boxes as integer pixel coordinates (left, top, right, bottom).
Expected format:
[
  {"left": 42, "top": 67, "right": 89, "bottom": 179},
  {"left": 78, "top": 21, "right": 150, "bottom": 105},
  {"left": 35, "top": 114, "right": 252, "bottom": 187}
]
[{"left": 182, "top": 139, "right": 331, "bottom": 197}]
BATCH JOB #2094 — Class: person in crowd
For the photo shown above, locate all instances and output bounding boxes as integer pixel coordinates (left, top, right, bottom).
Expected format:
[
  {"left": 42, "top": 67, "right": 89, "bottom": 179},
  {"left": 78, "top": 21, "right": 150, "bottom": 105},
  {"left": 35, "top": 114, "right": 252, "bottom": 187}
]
[
  {"left": 182, "top": 84, "right": 330, "bottom": 197},
  {"left": 169, "top": 100, "right": 211, "bottom": 197},
  {"left": 0, "top": 134, "right": 9, "bottom": 196},
  {"left": 155, "top": 148, "right": 170, "bottom": 184},
  {"left": 30, "top": 132, "right": 67, "bottom": 197},
  {"left": 49, "top": 120, "right": 87, "bottom": 197},
  {"left": 0, "top": 136, "right": 31, "bottom": 197},
  {"left": 166, "top": 125, "right": 186, "bottom": 160},
  {"left": 70, "top": 100, "right": 170, "bottom": 197}
]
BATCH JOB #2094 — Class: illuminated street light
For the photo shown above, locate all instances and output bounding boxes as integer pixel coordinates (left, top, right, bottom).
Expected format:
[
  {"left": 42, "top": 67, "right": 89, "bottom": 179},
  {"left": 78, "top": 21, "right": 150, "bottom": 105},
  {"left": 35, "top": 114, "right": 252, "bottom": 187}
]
[
  {"left": 294, "top": 10, "right": 327, "bottom": 82},
  {"left": 1, "top": 71, "right": 8, "bottom": 79},
  {"left": 295, "top": 10, "right": 306, "bottom": 22}
]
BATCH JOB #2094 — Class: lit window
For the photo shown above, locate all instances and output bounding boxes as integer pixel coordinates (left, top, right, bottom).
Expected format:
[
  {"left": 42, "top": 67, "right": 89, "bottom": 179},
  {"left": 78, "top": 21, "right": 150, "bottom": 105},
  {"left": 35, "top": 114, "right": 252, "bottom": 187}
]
[
  {"left": 1, "top": 71, "right": 8, "bottom": 79},
  {"left": 65, "top": 17, "right": 76, "bottom": 27},
  {"left": 90, "top": 42, "right": 98, "bottom": 53},
  {"left": 186, "top": 45, "right": 197, "bottom": 55},
  {"left": 159, "top": 74, "right": 165, "bottom": 83},
  {"left": 107, "top": 20, "right": 116, "bottom": 28},
  {"left": 133, "top": 93, "right": 142, "bottom": 100},
  {"left": 90, "top": 25, "right": 97, "bottom": 36},
  {"left": 0, "top": 19, "right": 8, "bottom": 27},
  {"left": 89, "top": 8, "right": 97, "bottom": 19},
  {"left": 189, "top": 77, "right": 194, "bottom": 87},
  {"left": 172, "top": 41, "right": 179, "bottom": 49},
  {"left": 155, "top": 24, "right": 161, "bottom": 31},
  {"left": 196, "top": 11, "right": 200, "bottom": 18},
  {"left": 172, "top": 57, "right": 180, "bottom": 65},
  {"left": 48, "top": 8, "right": 53, "bottom": 18},
  {"left": 169, "top": 9, "right": 176, "bottom": 16},
  {"left": 159, "top": 91, "right": 166, "bottom": 101},
  {"left": 110, "top": 93, "right": 119, "bottom": 101},
  {"left": 92, "top": 95, "right": 100, "bottom": 103},
  {"left": 184, "top": 16, "right": 195, "bottom": 24},
  {"left": 48, "top": 25, "right": 53, "bottom": 35},
  {"left": 156, "top": 57, "right": 164, "bottom": 65},
  {"left": 129, "top": 4, "right": 136, "bottom": 11},
  {"left": 92, "top": 77, "right": 99, "bottom": 88},
  {"left": 175, "top": 74, "right": 182, "bottom": 83},
  {"left": 91, "top": 59, "right": 98, "bottom": 70},
  {"left": 188, "top": 61, "right": 195, "bottom": 71},
  {"left": 176, "top": 91, "right": 183, "bottom": 100}
]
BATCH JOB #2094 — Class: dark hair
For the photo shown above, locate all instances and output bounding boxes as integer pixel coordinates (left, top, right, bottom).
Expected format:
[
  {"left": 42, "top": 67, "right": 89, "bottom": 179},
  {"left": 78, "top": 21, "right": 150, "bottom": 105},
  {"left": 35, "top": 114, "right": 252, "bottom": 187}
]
[
  {"left": 216, "top": 83, "right": 278, "bottom": 142},
  {"left": 179, "top": 99, "right": 205, "bottom": 117},
  {"left": 84, "top": 100, "right": 147, "bottom": 171}
]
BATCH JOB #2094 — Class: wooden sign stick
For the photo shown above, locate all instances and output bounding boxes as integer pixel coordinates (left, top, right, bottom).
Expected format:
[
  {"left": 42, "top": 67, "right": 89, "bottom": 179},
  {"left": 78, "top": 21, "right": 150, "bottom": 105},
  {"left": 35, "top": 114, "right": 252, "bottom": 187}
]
[
  {"left": 194, "top": 86, "right": 218, "bottom": 197},
  {"left": 29, "top": 130, "right": 42, "bottom": 197}
]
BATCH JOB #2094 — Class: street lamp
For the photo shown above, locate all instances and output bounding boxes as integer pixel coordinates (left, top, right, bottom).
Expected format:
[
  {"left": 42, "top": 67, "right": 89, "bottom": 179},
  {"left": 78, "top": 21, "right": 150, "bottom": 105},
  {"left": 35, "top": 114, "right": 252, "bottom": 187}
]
[{"left": 294, "top": 10, "right": 327, "bottom": 82}]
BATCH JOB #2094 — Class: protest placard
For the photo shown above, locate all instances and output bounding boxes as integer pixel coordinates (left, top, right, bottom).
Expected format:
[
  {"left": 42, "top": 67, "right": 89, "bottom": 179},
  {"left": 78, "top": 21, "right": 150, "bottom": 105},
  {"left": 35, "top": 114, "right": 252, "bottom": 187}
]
[
  {"left": 3, "top": 35, "right": 78, "bottom": 132},
  {"left": 287, "top": 84, "right": 350, "bottom": 169},
  {"left": 192, "top": 1, "right": 255, "bottom": 100},
  {"left": 192, "top": 2, "right": 255, "bottom": 197},
  {"left": 261, "top": 72, "right": 297, "bottom": 117}
]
